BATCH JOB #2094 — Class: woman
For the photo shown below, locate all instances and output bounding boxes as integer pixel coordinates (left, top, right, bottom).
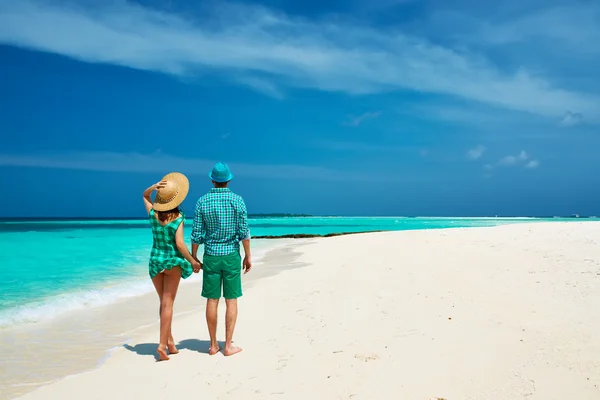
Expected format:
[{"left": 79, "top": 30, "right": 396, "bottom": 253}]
[{"left": 142, "top": 172, "right": 201, "bottom": 361}]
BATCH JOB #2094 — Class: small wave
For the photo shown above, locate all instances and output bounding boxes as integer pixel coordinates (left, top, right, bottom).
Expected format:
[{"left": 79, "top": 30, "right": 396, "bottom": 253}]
[
  {"left": 0, "top": 243, "right": 279, "bottom": 328},
  {"left": 6, "top": 380, "right": 57, "bottom": 388},
  {"left": 0, "top": 278, "right": 158, "bottom": 328}
]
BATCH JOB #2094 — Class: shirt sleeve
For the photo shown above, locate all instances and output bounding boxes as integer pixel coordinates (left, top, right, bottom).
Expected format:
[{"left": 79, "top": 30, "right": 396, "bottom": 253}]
[
  {"left": 190, "top": 200, "right": 205, "bottom": 245},
  {"left": 236, "top": 197, "right": 251, "bottom": 241}
]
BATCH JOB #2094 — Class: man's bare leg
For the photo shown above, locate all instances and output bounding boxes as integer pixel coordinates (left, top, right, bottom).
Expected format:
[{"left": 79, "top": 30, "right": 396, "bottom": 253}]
[
  {"left": 224, "top": 298, "right": 242, "bottom": 356},
  {"left": 206, "top": 298, "right": 220, "bottom": 355}
]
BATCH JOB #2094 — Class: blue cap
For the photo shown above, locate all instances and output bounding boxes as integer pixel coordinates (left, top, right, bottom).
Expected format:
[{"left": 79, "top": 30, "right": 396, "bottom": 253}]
[{"left": 209, "top": 162, "right": 234, "bottom": 182}]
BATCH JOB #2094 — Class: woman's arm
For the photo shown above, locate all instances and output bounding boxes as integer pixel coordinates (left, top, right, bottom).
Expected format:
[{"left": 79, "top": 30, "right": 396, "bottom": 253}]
[
  {"left": 142, "top": 181, "right": 166, "bottom": 215},
  {"left": 175, "top": 222, "right": 202, "bottom": 272}
]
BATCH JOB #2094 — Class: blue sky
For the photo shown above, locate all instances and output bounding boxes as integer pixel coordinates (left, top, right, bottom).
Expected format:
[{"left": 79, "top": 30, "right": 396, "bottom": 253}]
[{"left": 0, "top": 0, "right": 599, "bottom": 217}]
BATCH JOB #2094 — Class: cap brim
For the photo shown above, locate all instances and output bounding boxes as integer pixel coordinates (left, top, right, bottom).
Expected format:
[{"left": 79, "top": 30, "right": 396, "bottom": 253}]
[{"left": 153, "top": 172, "right": 190, "bottom": 211}]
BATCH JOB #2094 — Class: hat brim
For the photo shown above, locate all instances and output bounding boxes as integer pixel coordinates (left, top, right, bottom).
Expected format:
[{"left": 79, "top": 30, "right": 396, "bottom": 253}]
[
  {"left": 208, "top": 171, "right": 234, "bottom": 182},
  {"left": 153, "top": 172, "right": 190, "bottom": 211}
]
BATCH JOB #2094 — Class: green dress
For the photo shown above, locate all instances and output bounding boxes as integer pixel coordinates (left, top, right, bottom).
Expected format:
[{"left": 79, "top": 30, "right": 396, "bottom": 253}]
[{"left": 148, "top": 209, "right": 193, "bottom": 279}]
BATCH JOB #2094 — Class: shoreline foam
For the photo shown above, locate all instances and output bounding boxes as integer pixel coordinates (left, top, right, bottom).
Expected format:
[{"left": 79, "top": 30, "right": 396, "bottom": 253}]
[{"left": 0, "top": 240, "right": 282, "bottom": 328}]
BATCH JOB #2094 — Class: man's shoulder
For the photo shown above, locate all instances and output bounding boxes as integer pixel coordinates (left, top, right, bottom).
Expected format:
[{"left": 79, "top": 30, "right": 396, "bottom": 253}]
[
  {"left": 196, "top": 190, "right": 244, "bottom": 203},
  {"left": 228, "top": 191, "right": 245, "bottom": 203},
  {"left": 196, "top": 192, "right": 213, "bottom": 205},
  {"left": 196, "top": 191, "right": 243, "bottom": 201}
]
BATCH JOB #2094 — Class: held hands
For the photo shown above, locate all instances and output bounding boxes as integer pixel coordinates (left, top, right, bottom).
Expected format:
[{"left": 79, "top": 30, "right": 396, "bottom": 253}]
[
  {"left": 192, "top": 256, "right": 202, "bottom": 273},
  {"left": 243, "top": 255, "right": 252, "bottom": 274}
]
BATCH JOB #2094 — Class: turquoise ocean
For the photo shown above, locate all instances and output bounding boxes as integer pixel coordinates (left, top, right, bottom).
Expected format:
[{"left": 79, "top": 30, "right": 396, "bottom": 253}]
[{"left": 0, "top": 216, "right": 592, "bottom": 328}]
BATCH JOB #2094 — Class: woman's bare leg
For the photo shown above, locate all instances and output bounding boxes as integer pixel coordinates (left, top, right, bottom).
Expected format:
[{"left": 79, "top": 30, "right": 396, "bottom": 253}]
[
  {"left": 151, "top": 273, "right": 169, "bottom": 360},
  {"left": 151, "top": 272, "right": 168, "bottom": 356},
  {"left": 157, "top": 267, "right": 182, "bottom": 360},
  {"left": 152, "top": 270, "right": 180, "bottom": 357}
]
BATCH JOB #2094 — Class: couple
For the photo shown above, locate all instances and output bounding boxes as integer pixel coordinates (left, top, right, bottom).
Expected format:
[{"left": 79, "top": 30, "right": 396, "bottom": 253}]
[{"left": 142, "top": 162, "right": 251, "bottom": 361}]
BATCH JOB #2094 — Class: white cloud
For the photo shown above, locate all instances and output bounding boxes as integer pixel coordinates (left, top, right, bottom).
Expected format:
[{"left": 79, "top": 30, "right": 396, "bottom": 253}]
[
  {"left": 0, "top": 0, "right": 598, "bottom": 121},
  {"left": 403, "top": 99, "right": 552, "bottom": 131},
  {"left": 343, "top": 111, "right": 382, "bottom": 127},
  {"left": 473, "top": 5, "right": 600, "bottom": 53},
  {"left": 560, "top": 111, "right": 583, "bottom": 127},
  {"left": 499, "top": 150, "right": 528, "bottom": 166},
  {"left": 422, "top": 3, "right": 600, "bottom": 64},
  {"left": 498, "top": 155, "right": 517, "bottom": 166},
  {"left": 235, "top": 76, "right": 286, "bottom": 99},
  {"left": 413, "top": 104, "right": 506, "bottom": 126},
  {"left": 0, "top": 150, "right": 407, "bottom": 182},
  {"left": 482, "top": 150, "right": 539, "bottom": 175},
  {"left": 466, "top": 145, "right": 485, "bottom": 160},
  {"left": 525, "top": 159, "right": 540, "bottom": 169}
]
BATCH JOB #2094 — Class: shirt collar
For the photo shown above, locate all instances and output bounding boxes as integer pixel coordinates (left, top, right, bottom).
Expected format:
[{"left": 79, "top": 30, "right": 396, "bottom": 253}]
[{"left": 210, "top": 187, "right": 231, "bottom": 193}]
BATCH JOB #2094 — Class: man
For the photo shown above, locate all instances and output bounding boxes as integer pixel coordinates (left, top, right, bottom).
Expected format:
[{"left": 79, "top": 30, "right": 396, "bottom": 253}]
[{"left": 191, "top": 162, "right": 252, "bottom": 357}]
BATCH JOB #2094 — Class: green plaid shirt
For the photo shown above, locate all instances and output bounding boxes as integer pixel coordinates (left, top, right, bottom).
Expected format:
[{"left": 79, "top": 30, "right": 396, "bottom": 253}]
[{"left": 191, "top": 188, "right": 251, "bottom": 256}]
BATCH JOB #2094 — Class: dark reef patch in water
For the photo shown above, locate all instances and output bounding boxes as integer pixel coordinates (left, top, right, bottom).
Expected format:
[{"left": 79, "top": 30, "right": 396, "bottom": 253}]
[{"left": 253, "top": 230, "right": 384, "bottom": 239}]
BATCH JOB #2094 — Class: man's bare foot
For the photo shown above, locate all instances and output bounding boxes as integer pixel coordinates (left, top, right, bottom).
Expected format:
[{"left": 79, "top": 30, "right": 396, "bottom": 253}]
[
  {"left": 167, "top": 343, "right": 179, "bottom": 355},
  {"left": 224, "top": 345, "right": 242, "bottom": 356},
  {"left": 157, "top": 346, "right": 170, "bottom": 361},
  {"left": 208, "top": 345, "right": 221, "bottom": 355}
]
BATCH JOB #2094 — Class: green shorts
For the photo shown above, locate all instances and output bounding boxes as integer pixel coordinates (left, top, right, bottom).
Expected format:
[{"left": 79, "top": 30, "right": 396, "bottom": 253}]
[{"left": 202, "top": 252, "right": 243, "bottom": 299}]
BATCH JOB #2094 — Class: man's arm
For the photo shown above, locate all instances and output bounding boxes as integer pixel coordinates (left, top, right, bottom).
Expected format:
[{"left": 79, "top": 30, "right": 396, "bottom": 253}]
[
  {"left": 192, "top": 244, "right": 201, "bottom": 260},
  {"left": 190, "top": 200, "right": 205, "bottom": 259},
  {"left": 237, "top": 197, "right": 252, "bottom": 272},
  {"left": 241, "top": 237, "right": 251, "bottom": 259}
]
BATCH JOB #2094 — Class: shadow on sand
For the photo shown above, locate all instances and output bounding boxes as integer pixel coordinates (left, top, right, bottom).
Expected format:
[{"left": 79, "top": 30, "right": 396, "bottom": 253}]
[
  {"left": 122, "top": 342, "right": 158, "bottom": 357},
  {"left": 123, "top": 339, "right": 220, "bottom": 360},
  {"left": 177, "top": 338, "right": 220, "bottom": 354}
]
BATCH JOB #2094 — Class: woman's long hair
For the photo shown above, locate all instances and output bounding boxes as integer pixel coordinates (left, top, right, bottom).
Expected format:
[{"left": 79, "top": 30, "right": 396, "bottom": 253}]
[{"left": 157, "top": 207, "right": 180, "bottom": 223}]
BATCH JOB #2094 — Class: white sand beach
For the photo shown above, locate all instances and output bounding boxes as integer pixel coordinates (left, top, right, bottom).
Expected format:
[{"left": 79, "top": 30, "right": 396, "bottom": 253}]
[{"left": 13, "top": 222, "right": 600, "bottom": 400}]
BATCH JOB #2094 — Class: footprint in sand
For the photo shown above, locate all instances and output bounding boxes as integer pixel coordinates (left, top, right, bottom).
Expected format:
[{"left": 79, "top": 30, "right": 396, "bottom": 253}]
[
  {"left": 354, "top": 353, "right": 380, "bottom": 362},
  {"left": 276, "top": 358, "right": 289, "bottom": 371}
]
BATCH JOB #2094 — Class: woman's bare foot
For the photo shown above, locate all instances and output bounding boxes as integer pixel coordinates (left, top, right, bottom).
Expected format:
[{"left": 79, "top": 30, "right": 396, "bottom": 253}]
[
  {"left": 224, "top": 344, "right": 242, "bottom": 357},
  {"left": 208, "top": 345, "right": 221, "bottom": 355},
  {"left": 157, "top": 346, "right": 170, "bottom": 361},
  {"left": 167, "top": 342, "right": 179, "bottom": 355}
]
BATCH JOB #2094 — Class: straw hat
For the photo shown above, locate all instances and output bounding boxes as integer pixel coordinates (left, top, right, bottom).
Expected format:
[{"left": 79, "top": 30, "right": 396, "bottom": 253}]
[{"left": 153, "top": 172, "right": 190, "bottom": 211}]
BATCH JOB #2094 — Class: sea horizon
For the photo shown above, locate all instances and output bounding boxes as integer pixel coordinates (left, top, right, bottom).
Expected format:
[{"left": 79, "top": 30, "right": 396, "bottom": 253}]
[{"left": 1, "top": 214, "right": 597, "bottom": 222}]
